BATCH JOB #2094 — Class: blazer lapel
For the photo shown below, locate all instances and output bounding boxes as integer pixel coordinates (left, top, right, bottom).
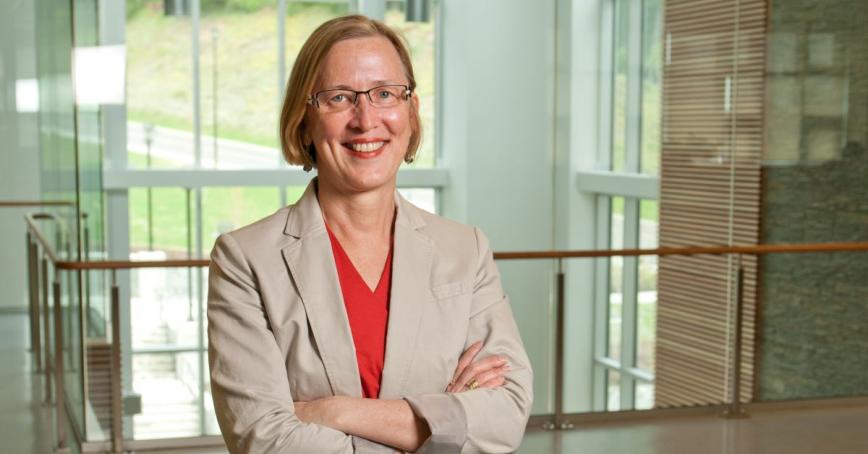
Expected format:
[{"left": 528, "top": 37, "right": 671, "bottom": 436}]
[
  {"left": 379, "top": 194, "right": 434, "bottom": 399},
  {"left": 281, "top": 182, "right": 362, "bottom": 398}
]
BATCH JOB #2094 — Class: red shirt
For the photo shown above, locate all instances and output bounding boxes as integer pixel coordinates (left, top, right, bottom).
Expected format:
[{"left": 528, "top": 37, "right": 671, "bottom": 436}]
[{"left": 326, "top": 226, "right": 392, "bottom": 398}]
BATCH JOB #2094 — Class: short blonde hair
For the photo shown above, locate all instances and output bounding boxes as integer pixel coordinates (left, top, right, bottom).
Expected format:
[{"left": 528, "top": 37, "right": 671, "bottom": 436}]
[{"left": 279, "top": 15, "right": 421, "bottom": 169}]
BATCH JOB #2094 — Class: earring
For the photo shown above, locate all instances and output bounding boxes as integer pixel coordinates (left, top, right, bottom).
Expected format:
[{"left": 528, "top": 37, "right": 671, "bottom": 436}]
[
  {"left": 404, "top": 154, "right": 415, "bottom": 164},
  {"left": 303, "top": 143, "right": 316, "bottom": 172}
]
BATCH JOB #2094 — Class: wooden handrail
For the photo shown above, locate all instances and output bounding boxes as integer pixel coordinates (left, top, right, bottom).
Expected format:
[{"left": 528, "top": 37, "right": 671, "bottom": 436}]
[
  {"left": 25, "top": 213, "right": 868, "bottom": 271},
  {"left": 0, "top": 200, "right": 74, "bottom": 207},
  {"left": 26, "top": 213, "right": 65, "bottom": 264},
  {"left": 492, "top": 241, "right": 868, "bottom": 260}
]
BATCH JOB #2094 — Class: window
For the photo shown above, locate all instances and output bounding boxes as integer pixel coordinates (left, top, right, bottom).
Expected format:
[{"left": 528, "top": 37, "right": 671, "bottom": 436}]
[{"left": 592, "top": 0, "right": 662, "bottom": 412}]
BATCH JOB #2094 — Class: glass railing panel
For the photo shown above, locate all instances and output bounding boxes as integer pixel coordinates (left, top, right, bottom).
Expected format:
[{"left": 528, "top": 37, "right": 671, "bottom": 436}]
[
  {"left": 59, "top": 268, "right": 86, "bottom": 440},
  {"left": 497, "top": 258, "right": 557, "bottom": 417}
]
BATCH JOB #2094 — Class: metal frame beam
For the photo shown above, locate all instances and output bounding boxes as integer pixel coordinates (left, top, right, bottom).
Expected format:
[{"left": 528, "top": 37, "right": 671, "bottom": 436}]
[{"left": 103, "top": 168, "right": 450, "bottom": 189}]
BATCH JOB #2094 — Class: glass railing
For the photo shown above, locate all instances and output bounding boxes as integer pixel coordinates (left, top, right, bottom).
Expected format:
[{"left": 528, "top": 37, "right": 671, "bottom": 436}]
[{"left": 20, "top": 208, "right": 868, "bottom": 452}]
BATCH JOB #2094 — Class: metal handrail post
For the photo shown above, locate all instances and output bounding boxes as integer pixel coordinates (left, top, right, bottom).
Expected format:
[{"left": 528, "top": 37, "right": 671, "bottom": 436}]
[
  {"left": 724, "top": 255, "right": 747, "bottom": 418},
  {"left": 27, "top": 233, "right": 42, "bottom": 371},
  {"left": 42, "top": 256, "right": 52, "bottom": 404},
  {"left": 53, "top": 279, "right": 67, "bottom": 449},
  {"left": 111, "top": 272, "right": 124, "bottom": 453},
  {"left": 554, "top": 259, "right": 572, "bottom": 429}
]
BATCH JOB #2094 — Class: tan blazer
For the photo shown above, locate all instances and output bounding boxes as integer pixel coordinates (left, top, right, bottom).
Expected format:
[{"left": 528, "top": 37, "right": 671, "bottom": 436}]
[{"left": 208, "top": 182, "right": 533, "bottom": 454}]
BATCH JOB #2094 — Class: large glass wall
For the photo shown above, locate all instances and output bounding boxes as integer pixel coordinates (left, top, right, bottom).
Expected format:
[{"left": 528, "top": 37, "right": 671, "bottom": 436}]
[{"left": 32, "top": 0, "right": 117, "bottom": 441}]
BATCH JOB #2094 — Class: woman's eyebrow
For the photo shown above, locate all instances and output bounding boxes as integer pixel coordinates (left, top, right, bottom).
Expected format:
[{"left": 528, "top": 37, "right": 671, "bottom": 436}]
[
  {"left": 318, "top": 84, "right": 354, "bottom": 91},
  {"left": 320, "top": 80, "right": 400, "bottom": 91}
]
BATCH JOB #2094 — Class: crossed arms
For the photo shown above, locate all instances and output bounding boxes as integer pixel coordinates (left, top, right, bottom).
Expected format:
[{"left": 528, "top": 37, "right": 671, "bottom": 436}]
[{"left": 207, "top": 229, "right": 532, "bottom": 453}]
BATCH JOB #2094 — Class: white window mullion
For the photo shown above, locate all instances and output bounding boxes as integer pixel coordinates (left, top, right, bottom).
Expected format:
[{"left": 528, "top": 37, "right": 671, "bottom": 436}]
[
  {"left": 619, "top": 197, "right": 640, "bottom": 409},
  {"left": 592, "top": 195, "right": 612, "bottom": 411}
]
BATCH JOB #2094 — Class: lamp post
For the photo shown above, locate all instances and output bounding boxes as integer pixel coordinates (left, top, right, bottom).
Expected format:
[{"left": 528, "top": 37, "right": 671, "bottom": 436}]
[
  {"left": 145, "top": 123, "right": 155, "bottom": 251},
  {"left": 211, "top": 27, "right": 219, "bottom": 168}
]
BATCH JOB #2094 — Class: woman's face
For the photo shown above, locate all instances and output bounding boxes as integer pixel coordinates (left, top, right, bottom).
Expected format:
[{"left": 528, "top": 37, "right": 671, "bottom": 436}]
[{"left": 305, "top": 36, "right": 417, "bottom": 194}]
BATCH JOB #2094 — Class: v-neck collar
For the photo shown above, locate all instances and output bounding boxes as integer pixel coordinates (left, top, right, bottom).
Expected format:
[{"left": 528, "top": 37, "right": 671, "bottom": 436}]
[
  {"left": 325, "top": 224, "right": 393, "bottom": 294},
  {"left": 281, "top": 179, "right": 434, "bottom": 398}
]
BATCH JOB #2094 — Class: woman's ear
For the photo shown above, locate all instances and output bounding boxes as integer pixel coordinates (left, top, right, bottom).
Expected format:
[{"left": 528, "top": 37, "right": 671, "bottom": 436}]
[{"left": 411, "top": 91, "right": 420, "bottom": 115}]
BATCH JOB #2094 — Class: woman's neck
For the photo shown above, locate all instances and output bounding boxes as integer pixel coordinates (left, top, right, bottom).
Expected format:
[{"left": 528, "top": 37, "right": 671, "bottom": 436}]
[{"left": 316, "top": 178, "right": 396, "bottom": 243}]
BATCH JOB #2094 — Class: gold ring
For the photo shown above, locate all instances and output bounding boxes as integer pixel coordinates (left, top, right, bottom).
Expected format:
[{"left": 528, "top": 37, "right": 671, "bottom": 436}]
[{"left": 467, "top": 379, "right": 479, "bottom": 390}]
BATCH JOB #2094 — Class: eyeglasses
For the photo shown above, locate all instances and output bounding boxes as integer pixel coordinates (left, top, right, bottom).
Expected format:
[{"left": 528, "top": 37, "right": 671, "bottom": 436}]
[{"left": 307, "top": 84, "right": 413, "bottom": 113}]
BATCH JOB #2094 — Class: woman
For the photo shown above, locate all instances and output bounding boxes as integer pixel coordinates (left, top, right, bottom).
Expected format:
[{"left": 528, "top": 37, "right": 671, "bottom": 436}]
[{"left": 208, "top": 15, "right": 532, "bottom": 453}]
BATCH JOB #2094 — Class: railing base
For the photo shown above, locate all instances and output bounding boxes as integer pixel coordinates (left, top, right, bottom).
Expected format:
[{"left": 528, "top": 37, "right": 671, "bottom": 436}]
[{"left": 722, "top": 408, "right": 750, "bottom": 419}]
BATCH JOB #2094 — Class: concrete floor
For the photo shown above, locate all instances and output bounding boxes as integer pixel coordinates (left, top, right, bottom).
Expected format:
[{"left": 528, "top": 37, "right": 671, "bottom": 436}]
[
  {"left": 0, "top": 311, "right": 53, "bottom": 454},
  {"left": 3, "top": 311, "right": 868, "bottom": 454}
]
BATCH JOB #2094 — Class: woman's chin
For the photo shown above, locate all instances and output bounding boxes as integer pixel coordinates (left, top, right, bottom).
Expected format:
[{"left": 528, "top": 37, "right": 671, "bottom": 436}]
[{"left": 322, "top": 168, "right": 396, "bottom": 194}]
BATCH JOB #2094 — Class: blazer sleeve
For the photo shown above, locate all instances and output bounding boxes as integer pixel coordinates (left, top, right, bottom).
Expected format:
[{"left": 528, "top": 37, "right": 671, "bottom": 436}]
[
  {"left": 404, "top": 228, "right": 534, "bottom": 453},
  {"left": 208, "top": 233, "right": 357, "bottom": 454}
]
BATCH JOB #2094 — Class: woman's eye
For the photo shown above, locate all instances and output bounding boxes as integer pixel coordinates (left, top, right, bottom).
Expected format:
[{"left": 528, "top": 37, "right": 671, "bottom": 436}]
[
  {"left": 376, "top": 90, "right": 393, "bottom": 99},
  {"left": 330, "top": 94, "right": 347, "bottom": 103}
]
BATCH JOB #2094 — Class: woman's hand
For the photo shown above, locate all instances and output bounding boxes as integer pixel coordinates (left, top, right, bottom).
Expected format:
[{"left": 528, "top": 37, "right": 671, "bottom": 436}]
[{"left": 446, "top": 341, "right": 510, "bottom": 393}]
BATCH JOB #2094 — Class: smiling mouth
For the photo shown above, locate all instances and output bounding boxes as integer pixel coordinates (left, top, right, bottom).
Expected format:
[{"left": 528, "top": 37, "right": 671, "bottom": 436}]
[{"left": 345, "top": 141, "right": 386, "bottom": 153}]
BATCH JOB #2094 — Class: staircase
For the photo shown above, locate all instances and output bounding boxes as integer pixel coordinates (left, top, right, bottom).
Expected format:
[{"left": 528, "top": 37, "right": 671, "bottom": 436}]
[{"left": 132, "top": 322, "right": 201, "bottom": 439}]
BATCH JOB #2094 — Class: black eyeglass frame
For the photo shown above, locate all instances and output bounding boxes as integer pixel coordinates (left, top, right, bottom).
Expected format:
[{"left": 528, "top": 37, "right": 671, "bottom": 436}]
[{"left": 307, "top": 84, "right": 414, "bottom": 109}]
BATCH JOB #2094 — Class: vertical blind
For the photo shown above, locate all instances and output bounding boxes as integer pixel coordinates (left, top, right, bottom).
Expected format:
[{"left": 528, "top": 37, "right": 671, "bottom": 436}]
[{"left": 655, "top": 0, "right": 767, "bottom": 407}]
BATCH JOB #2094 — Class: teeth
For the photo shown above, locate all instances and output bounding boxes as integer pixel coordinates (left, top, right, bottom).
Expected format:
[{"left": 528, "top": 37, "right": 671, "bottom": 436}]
[{"left": 349, "top": 141, "right": 384, "bottom": 153}]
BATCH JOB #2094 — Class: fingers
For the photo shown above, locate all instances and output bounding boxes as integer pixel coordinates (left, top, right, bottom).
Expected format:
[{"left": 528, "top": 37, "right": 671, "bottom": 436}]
[
  {"left": 473, "top": 364, "right": 510, "bottom": 389},
  {"left": 449, "top": 354, "right": 509, "bottom": 392},
  {"left": 478, "top": 375, "right": 506, "bottom": 389},
  {"left": 450, "top": 341, "right": 483, "bottom": 385}
]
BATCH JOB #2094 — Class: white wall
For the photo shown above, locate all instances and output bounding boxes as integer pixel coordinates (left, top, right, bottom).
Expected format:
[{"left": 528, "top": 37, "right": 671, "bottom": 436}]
[
  {"left": 439, "top": 0, "right": 558, "bottom": 415},
  {"left": 0, "top": 0, "right": 40, "bottom": 312},
  {"left": 439, "top": 0, "right": 605, "bottom": 414}
]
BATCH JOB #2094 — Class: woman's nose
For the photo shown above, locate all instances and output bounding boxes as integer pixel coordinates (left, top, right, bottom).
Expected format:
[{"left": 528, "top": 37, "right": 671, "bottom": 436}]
[{"left": 348, "top": 95, "right": 377, "bottom": 131}]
